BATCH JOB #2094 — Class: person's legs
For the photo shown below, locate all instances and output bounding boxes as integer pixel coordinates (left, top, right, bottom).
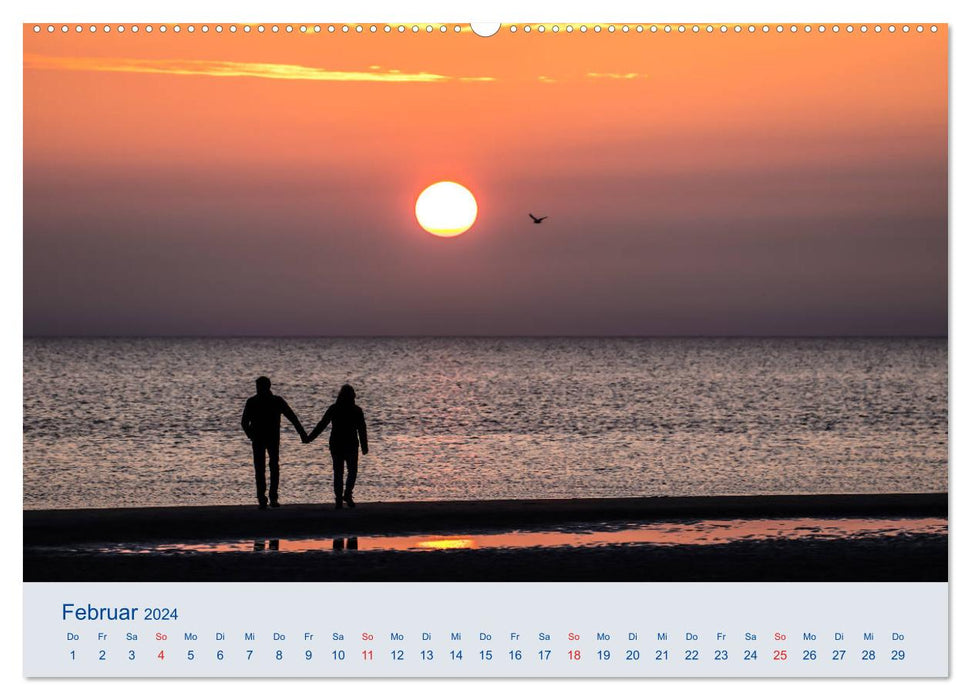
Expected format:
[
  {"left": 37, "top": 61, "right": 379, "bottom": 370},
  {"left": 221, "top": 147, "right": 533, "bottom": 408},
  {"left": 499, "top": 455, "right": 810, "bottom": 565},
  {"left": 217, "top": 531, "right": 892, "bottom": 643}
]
[
  {"left": 344, "top": 452, "right": 358, "bottom": 504},
  {"left": 331, "top": 450, "right": 344, "bottom": 504},
  {"left": 252, "top": 442, "right": 267, "bottom": 506},
  {"left": 267, "top": 442, "right": 280, "bottom": 505}
]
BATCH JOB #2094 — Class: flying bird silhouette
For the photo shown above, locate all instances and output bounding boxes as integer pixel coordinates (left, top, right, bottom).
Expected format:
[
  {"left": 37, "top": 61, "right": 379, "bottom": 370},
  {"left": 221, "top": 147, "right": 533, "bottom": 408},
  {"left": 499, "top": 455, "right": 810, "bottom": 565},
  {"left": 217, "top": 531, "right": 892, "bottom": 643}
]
[{"left": 529, "top": 213, "right": 548, "bottom": 224}]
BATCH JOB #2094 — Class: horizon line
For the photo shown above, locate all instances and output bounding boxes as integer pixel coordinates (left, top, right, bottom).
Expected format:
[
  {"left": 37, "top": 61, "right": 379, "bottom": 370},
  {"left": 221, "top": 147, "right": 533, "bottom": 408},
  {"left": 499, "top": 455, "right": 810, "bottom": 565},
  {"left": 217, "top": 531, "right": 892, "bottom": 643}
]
[{"left": 23, "top": 334, "right": 949, "bottom": 340}]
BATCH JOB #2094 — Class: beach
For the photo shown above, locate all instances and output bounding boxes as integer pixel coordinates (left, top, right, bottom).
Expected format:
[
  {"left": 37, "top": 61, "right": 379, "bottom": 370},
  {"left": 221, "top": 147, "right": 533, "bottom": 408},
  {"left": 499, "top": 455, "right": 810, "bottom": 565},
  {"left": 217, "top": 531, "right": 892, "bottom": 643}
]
[{"left": 24, "top": 493, "right": 947, "bottom": 582}]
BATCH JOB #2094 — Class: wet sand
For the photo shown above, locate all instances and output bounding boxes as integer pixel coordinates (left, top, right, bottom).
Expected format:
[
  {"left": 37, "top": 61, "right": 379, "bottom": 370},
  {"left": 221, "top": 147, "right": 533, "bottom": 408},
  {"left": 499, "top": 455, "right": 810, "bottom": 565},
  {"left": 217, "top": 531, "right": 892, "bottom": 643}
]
[
  {"left": 25, "top": 534, "right": 946, "bottom": 582},
  {"left": 24, "top": 493, "right": 947, "bottom": 582}
]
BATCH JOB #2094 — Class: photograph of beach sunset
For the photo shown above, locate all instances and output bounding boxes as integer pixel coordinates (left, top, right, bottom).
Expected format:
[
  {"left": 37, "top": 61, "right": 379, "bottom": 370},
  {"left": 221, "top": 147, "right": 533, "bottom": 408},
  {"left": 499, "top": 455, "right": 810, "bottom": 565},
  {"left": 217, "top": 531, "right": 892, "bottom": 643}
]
[{"left": 23, "top": 23, "right": 947, "bottom": 582}]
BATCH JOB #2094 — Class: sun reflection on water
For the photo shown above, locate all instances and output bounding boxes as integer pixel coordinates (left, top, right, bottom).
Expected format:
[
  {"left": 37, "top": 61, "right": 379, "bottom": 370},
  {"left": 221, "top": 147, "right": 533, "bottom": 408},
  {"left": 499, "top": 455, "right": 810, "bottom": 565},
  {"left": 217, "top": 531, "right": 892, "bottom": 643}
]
[
  {"left": 416, "top": 538, "right": 476, "bottom": 550},
  {"left": 81, "top": 517, "right": 948, "bottom": 556}
]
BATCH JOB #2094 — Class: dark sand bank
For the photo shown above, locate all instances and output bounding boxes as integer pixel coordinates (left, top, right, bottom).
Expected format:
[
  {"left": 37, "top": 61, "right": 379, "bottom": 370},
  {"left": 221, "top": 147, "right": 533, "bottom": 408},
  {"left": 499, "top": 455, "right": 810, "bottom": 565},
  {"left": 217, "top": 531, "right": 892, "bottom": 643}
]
[
  {"left": 24, "top": 493, "right": 946, "bottom": 546},
  {"left": 24, "top": 494, "right": 946, "bottom": 582}
]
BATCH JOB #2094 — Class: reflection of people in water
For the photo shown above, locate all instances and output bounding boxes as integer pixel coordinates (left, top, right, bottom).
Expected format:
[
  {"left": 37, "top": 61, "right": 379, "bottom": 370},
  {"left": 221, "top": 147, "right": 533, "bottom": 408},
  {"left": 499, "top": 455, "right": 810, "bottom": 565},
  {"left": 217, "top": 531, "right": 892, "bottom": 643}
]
[
  {"left": 241, "top": 376, "right": 307, "bottom": 510},
  {"left": 306, "top": 384, "right": 368, "bottom": 509},
  {"left": 332, "top": 537, "right": 359, "bottom": 550},
  {"left": 253, "top": 539, "right": 280, "bottom": 551}
]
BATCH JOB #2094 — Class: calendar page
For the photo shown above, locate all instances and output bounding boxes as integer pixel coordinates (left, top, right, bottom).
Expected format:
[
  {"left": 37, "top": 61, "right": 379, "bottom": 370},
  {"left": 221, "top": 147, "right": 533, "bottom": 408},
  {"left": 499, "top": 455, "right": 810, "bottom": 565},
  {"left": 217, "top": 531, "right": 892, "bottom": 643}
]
[{"left": 22, "top": 16, "right": 948, "bottom": 679}]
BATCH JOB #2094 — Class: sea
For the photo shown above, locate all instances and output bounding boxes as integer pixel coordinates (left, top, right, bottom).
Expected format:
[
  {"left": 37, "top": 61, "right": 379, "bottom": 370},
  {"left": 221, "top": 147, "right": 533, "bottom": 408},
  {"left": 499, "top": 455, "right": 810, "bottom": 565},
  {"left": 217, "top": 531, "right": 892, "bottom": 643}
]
[{"left": 23, "top": 337, "right": 947, "bottom": 509}]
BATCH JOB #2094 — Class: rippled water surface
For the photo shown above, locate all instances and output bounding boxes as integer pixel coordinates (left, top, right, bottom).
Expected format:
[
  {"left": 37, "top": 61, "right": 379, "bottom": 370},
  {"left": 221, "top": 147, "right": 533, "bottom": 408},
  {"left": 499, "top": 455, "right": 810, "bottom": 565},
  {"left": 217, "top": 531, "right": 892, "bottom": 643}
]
[{"left": 23, "top": 338, "right": 947, "bottom": 508}]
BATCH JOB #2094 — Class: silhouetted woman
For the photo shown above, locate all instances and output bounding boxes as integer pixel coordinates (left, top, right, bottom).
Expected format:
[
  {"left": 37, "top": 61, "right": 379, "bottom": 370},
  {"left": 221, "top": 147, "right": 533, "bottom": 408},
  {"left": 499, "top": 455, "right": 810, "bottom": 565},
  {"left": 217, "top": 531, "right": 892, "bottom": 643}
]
[{"left": 306, "top": 384, "right": 368, "bottom": 509}]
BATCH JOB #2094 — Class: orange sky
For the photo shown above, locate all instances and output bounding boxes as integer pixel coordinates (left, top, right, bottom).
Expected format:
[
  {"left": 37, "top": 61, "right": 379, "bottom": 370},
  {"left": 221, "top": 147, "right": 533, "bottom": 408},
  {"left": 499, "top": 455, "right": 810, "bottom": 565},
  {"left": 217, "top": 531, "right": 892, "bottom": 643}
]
[{"left": 23, "top": 26, "right": 948, "bottom": 336}]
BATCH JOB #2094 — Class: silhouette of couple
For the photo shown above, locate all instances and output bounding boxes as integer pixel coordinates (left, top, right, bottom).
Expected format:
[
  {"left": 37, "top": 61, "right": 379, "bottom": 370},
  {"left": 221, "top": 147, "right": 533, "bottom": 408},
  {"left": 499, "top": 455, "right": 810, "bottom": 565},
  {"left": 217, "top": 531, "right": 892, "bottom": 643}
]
[{"left": 241, "top": 376, "right": 368, "bottom": 511}]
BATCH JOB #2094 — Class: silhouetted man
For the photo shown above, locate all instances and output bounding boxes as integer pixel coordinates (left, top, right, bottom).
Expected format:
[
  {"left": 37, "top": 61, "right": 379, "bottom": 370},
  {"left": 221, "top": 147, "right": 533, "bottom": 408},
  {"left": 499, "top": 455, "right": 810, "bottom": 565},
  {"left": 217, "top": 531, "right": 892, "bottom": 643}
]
[{"left": 241, "top": 376, "right": 306, "bottom": 510}]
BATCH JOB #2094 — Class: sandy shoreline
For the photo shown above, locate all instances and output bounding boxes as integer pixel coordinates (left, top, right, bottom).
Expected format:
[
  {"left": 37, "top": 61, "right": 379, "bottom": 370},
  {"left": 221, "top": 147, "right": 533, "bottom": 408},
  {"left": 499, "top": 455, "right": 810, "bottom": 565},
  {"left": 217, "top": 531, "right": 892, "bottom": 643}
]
[
  {"left": 25, "top": 492, "right": 946, "bottom": 544},
  {"left": 23, "top": 494, "right": 947, "bottom": 582},
  {"left": 23, "top": 534, "right": 946, "bottom": 582}
]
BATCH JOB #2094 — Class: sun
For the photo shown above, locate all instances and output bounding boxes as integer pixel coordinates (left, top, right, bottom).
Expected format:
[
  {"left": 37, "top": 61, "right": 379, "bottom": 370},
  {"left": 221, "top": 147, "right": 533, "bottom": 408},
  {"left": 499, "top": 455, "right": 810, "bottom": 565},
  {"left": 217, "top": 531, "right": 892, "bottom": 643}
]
[{"left": 415, "top": 181, "right": 478, "bottom": 237}]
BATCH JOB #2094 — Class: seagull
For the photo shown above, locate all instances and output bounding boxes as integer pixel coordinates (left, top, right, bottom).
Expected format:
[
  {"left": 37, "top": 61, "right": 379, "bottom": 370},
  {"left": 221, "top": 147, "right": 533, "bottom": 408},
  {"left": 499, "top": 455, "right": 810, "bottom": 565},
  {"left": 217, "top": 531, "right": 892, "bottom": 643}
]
[{"left": 529, "top": 213, "right": 548, "bottom": 224}]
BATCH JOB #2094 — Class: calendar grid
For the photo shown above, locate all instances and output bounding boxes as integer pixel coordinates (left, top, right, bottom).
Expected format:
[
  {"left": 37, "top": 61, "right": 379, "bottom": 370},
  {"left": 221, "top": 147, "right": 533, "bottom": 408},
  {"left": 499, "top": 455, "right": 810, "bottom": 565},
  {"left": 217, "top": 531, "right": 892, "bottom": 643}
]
[{"left": 24, "top": 582, "right": 948, "bottom": 677}]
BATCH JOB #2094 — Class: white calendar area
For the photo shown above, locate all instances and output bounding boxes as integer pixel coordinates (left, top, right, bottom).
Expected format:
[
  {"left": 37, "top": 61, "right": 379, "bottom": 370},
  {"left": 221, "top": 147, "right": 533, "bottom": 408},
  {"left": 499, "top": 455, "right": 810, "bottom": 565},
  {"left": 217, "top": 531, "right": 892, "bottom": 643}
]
[{"left": 24, "top": 582, "right": 947, "bottom": 677}]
